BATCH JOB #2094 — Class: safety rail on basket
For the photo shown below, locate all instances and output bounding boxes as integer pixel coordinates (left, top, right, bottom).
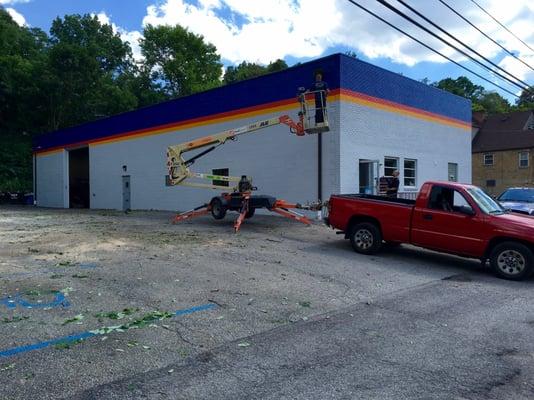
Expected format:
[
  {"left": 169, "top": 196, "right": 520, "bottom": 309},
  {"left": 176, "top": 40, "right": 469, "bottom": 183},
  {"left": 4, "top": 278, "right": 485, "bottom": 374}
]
[{"left": 297, "top": 88, "right": 330, "bottom": 134}]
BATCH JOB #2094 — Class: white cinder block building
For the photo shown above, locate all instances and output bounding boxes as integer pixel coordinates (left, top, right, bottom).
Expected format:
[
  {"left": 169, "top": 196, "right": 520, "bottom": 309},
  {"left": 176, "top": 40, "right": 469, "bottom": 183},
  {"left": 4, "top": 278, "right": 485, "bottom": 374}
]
[{"left": 33, "top": 54, "right": 472, "bottom": 210}]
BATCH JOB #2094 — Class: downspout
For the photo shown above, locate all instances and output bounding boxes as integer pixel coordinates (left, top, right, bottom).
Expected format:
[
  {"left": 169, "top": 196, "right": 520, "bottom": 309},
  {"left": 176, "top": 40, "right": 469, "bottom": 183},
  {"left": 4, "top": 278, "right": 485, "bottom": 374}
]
[{"left": 318, "top": 131, "right": 322, "bottom": 202}]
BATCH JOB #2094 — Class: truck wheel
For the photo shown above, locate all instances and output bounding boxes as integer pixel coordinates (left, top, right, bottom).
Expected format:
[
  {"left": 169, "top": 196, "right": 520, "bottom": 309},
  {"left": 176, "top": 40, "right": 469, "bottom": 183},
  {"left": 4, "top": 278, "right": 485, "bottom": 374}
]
[
  {"left": 489, "top": 242, "right": 534, "bottom": 281},
  {"left": 245, "top": 208, "right": 255, "bottom": 219},
  {"left": 210, "top": 197, "right": 226, "bottom": 220},
  {"left": 349, "top": 222, "right": 382, "bottom": 255}
]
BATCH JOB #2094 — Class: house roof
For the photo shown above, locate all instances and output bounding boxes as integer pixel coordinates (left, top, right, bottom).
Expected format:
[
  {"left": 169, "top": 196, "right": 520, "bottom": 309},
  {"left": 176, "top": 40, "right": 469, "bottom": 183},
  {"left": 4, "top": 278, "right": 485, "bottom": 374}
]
[
  {"left": 472, "top": 110, "right": 534, "bottom": 153},
  {"left": 33, "top": 53, "right": 471, "bottom": 153},
  {"left": 472, "top": 111, "right": 486, "bottom": 128},
  {"left": 480, "top": 110, "right": 533, "bottom": 131}
]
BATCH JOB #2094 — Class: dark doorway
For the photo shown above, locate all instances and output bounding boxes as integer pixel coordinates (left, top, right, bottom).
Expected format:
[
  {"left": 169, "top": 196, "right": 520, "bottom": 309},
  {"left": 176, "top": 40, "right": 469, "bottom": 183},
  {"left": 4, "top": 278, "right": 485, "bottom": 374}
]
[{"left": 69, "top": 148, "right": 90, "bottom": 208}]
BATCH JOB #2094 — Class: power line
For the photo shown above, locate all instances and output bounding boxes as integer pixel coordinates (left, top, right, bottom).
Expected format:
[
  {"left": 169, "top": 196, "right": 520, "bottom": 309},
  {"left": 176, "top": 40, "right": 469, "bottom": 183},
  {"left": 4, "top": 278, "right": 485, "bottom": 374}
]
[
  {"left": 438, "top": 0, "right": 534, "bottom": 74},
  {"left": 344, "top": 0, "right": 520, "bottom": 98},
  {"left": 469, "top": 0, "right": 534, "bottom": 54},
  {"left": 393, "top": 0, "right": 532, "bottom": 90},
  {"left": 376, "top": 0, "right": 529, "bottom": 92}
]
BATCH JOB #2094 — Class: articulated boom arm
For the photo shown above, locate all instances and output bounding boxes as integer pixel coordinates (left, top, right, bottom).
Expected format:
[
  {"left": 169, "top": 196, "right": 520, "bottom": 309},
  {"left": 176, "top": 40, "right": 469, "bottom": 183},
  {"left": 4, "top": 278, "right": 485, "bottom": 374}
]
[{"left": 166, "top": 114, "right": 305, "bottom": 190}]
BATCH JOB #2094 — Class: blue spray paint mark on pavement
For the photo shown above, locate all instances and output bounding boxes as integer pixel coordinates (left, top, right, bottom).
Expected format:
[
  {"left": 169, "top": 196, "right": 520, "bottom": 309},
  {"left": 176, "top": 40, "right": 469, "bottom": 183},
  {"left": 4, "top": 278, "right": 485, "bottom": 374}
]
[
  {"left": 78, "top": 263, "right": 98, "bottom": 270},
  {"left": 0, "top": 292, "right": 70, "bottom": 310},
  {"left": 0, "top": 332, "right": 95, "bottom": 358},
  {"left": 0, "top": 303, "right": 217, "bottom": 358}
]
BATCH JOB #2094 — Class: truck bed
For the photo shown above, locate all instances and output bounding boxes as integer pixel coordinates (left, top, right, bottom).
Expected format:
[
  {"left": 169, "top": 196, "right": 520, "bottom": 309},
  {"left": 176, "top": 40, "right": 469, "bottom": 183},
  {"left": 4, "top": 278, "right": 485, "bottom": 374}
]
[
  {"left": 328, "top": 193, "right": 415, "bottom": 244},
  {"left": 333, "top": 194, "right": 416, "bottom": 206}
]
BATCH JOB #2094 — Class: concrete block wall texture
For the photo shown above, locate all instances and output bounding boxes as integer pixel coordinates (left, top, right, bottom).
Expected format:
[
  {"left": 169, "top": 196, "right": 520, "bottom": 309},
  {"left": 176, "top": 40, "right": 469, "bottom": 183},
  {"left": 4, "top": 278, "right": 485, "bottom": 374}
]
[
  {"left": 339, "top": 101, "right": 472, "bottom": 194},
  {"left": 88, "top": 104, "right": 337, "bottom": 211},
  {"left": 472, "top": 150, "right": 534, "bottom": 196},
  {"left": 33, "top": 53, "right": 472, "bottom": 210}
]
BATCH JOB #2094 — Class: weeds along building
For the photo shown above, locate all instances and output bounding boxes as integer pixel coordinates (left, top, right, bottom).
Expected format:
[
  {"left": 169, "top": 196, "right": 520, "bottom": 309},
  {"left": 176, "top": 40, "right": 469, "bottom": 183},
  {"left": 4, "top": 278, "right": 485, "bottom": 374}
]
[{"left": 33, "top": 53, "right": 472, "bottom": 211}]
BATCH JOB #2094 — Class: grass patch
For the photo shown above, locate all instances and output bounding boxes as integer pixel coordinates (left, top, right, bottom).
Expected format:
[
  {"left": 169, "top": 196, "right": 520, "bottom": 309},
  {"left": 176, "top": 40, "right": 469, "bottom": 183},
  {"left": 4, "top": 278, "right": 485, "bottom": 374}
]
[
  {"left": 62, "top": 314, "right": 84, "bottom": 326},
  {"left": 2, "top": 315, "right": 29, "bottom": 323},
  {"left": 90, "top": 310, "right": 173, "bottom": 335},
  {"left": 94, "top": 308, "right": 138, "bottom": 320},
  {"left": 54, "top": 339, "right": 84, "bottom": 350}
]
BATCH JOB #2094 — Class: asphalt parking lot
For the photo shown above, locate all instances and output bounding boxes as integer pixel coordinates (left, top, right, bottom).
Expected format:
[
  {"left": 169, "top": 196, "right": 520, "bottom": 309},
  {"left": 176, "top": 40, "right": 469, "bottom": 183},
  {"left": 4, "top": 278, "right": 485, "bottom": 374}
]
[{"left": 1, "top": 205, "right": 534, "bottom": 399}]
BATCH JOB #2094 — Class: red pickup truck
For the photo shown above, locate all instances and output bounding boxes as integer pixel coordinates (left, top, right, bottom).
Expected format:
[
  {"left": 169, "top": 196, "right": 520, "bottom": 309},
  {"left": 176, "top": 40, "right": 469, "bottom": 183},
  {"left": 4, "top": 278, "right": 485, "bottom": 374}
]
[{"left": 326, "top": 181, "right": 534, "bottom": 280}]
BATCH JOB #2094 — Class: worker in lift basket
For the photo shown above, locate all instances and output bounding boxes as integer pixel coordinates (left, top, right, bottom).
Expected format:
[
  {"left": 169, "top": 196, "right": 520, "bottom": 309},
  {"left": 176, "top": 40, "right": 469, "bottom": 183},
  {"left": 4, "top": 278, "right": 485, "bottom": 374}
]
[{"left": 310, "top": 70, "right": 329, "bottom": 126}]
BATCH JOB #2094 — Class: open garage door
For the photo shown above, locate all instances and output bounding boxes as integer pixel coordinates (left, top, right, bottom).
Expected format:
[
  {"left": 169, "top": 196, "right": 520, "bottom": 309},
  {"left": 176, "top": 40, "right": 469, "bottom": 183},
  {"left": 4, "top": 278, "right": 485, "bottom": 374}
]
[{"left": 69, "top": 147, "right": 90, "bottom": 208}]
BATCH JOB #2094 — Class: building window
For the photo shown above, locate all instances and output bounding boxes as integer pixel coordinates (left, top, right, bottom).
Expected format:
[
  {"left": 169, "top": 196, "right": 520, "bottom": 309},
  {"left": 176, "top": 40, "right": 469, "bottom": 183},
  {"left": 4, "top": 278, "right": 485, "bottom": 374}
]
[
  {"left": 519, "top": 151, "right": 529, "bottom": 168},
  {"left": 384, "top": 157, "right": 399, "bottom": 177},
  {"left": 448, "top": 163, "right": 458, "bottom": 182},
  {"left": 403, "top": 159, "right": 417, "bottom": 187},
  {"left": 483, "top": 153, "right": 494, "bottom": 166}
]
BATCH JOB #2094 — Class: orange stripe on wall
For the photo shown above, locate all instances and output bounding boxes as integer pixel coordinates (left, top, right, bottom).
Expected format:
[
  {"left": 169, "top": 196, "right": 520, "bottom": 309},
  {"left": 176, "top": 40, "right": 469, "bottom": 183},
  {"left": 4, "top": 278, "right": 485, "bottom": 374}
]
[
  {"left": 339, "top": 89, "right": 471, "bottom": 131},
  {"left": 35, "top": 88, "right": 470, "bottom": 155}
]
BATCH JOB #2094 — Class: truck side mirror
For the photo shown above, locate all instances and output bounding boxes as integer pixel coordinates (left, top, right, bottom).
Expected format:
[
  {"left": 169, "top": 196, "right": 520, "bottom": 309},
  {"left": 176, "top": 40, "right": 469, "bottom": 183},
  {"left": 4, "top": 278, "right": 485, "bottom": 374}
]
[{"left": 458, "top": 205, "right": 475, "bottom": 216}]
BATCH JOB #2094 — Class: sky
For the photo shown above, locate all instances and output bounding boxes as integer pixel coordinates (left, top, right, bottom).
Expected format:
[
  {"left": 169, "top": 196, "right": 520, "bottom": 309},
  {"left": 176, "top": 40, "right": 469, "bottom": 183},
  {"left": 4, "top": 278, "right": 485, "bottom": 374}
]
[{"left": 2, "top": 0, "right": 533, "bottom": 102}]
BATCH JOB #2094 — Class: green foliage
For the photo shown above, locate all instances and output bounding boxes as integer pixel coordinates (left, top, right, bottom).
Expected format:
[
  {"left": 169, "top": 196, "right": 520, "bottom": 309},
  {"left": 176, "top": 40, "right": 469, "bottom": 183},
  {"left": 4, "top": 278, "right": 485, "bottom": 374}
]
[
  {"left": 432, "top": 76, "right": 531, "bottom": 115},
  {"left": 434, "top": 76, "right": 485, "bottom": 103},
  {"left": 477, "top": 91, "right": 511, "bottom": 115},
  {"left": 0, "top": 135, "right": 32, "bottom": 192},
  {"left": 223, "top": 59, "right": 288, "bottom": 84},
  {"left": 141, "top": 24, "right": 222, "bottom": 97},
  {"left": 516, "top": 86, "right": 534, "bottom": 110},
  {"left": 45, "top": 14, "right": 138, "bottom": 130}
]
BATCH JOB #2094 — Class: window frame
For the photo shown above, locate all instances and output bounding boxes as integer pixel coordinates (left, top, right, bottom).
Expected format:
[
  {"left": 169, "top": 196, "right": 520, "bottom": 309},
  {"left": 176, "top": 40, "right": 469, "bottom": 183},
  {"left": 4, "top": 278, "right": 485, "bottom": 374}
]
[
  {"left": 519, "top": 151, "right": 529, "bottom": 168},
  {"left": 384, "top": 156, "right": 399, "bottom": 178},
  {"left": 403, "top": 158, "right": 417, "bottom": 188},
  {"left": 483, "top": 153, "right": 494, "bottom": 166},
  {"left": 448, "top": 162, "right": 458, "bottom": 182}
]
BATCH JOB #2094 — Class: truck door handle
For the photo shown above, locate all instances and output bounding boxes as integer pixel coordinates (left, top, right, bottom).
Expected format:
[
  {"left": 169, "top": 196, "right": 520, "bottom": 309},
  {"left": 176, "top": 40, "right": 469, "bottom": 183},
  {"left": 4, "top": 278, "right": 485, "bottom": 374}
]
[{"left": 423, "top": 214, "right": 433, "bottom": 221}]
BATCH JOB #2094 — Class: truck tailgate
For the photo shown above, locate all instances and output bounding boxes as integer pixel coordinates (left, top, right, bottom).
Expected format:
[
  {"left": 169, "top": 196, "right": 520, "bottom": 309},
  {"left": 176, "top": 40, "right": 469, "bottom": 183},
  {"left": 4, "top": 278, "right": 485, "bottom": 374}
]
[{"left": 329, "top": 195, "right": 414, "bottom": 243}]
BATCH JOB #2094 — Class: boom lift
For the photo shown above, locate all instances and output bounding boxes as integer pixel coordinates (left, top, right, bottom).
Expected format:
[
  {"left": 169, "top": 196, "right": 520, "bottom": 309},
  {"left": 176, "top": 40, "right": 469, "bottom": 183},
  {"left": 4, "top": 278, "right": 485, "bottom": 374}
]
[{"left": 166, "top": 89, "right": 329, "bottom": 232}]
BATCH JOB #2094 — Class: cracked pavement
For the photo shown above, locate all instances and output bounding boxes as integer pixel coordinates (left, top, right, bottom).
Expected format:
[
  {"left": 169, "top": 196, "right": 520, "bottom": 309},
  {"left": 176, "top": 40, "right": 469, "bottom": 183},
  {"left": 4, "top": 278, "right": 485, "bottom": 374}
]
[{"left": 1, "top": 206, "right": 533, "bottom": 399}]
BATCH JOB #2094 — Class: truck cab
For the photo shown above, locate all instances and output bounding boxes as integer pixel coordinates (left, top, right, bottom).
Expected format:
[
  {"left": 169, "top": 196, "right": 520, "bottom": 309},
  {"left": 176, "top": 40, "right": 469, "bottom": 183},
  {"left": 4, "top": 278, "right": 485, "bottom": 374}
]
[{"left": 327, "top": 181, "right": 534, "bottom": 280}]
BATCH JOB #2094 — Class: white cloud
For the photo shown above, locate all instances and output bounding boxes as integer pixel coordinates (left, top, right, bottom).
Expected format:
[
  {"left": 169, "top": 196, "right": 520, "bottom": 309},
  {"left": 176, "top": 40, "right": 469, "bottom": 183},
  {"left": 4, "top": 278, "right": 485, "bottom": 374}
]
[
  {"left": 142, "top": 0, "right": 342, "bottom": 64},
  {"left": 0, "top": 0, "right": 30, "bottom": 4},
  {"left": 140, "top": 0, "right": 534, "bottom": 84},
  {"left": 5, "top": 7, "right": 26, "bottom": 26},
  {"left": 93, "top": 12, "right": 144, "bottom": 62}
]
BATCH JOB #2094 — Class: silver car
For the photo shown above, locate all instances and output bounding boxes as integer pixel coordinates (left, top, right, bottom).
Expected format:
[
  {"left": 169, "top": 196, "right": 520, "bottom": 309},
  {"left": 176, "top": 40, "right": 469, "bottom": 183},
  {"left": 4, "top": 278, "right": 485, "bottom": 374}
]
[{"left": 497, "top": 188, "right": 534, "bottom": 215}]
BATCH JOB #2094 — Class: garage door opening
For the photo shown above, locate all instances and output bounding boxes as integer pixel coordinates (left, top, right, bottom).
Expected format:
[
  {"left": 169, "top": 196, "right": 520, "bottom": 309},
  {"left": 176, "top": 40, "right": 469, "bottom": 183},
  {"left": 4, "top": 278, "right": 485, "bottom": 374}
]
[{"left": 69, "top": 147, "right": 90, "bottom": 208}]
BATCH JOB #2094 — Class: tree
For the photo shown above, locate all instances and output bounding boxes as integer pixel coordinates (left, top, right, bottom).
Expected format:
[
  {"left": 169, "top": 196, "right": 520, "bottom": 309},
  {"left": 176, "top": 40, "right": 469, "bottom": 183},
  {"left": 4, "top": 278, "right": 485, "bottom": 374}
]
[
  {"left": 0, "top": 8, "right": 49, "bottom": 136},
  {"left": 45, "top": 14, "right": 138, "bottom": 130},
  {"left": 223, "top": 59, "right": 288, "bottom": 85},
  {"left": 433, "top": 76, "right": 485, "bottom": 103},
  {"left": 141, "top": 25, "right": 222, "bottom": 97},
  {"left": 478, "top": 91, "right": 511, "bottom": 115},
  {"left": 434, "top": 76, "right": 514, "bottom": 115},
  {"left": 516, "top": 86, "right": 534, "bottom": 110},
  {"left": 0, "top": 8, "right": 48, "bottom": 191}
]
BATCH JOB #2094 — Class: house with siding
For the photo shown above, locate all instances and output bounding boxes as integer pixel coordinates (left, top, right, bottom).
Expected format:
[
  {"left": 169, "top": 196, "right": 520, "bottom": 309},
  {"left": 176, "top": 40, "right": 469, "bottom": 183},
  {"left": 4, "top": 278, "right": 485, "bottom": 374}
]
[{"left": 472, "top": 110, "right": 534, "bottom": 195}]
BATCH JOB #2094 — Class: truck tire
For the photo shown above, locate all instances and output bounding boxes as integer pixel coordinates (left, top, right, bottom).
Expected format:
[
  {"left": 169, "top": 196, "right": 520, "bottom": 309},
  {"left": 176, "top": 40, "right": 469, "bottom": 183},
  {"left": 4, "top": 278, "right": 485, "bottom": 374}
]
[
  {"left": 349, "top": 222, "right": 382, "bottom": 255},
  {"left": 245, "top": 208, "right": 255, "bottom": 219},
  {"left": 210, "top": 197, "right": 226, "bottom": 220},
  {"left": 489, "top": 242, "right": 534, "bottom": 281}
]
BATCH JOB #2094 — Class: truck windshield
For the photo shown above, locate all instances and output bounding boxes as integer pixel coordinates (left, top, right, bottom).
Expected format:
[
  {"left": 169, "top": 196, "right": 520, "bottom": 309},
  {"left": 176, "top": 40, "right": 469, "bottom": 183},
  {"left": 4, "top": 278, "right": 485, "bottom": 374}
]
[{"left": 467, "top": 187, "right": 505, "bottom": 215}]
